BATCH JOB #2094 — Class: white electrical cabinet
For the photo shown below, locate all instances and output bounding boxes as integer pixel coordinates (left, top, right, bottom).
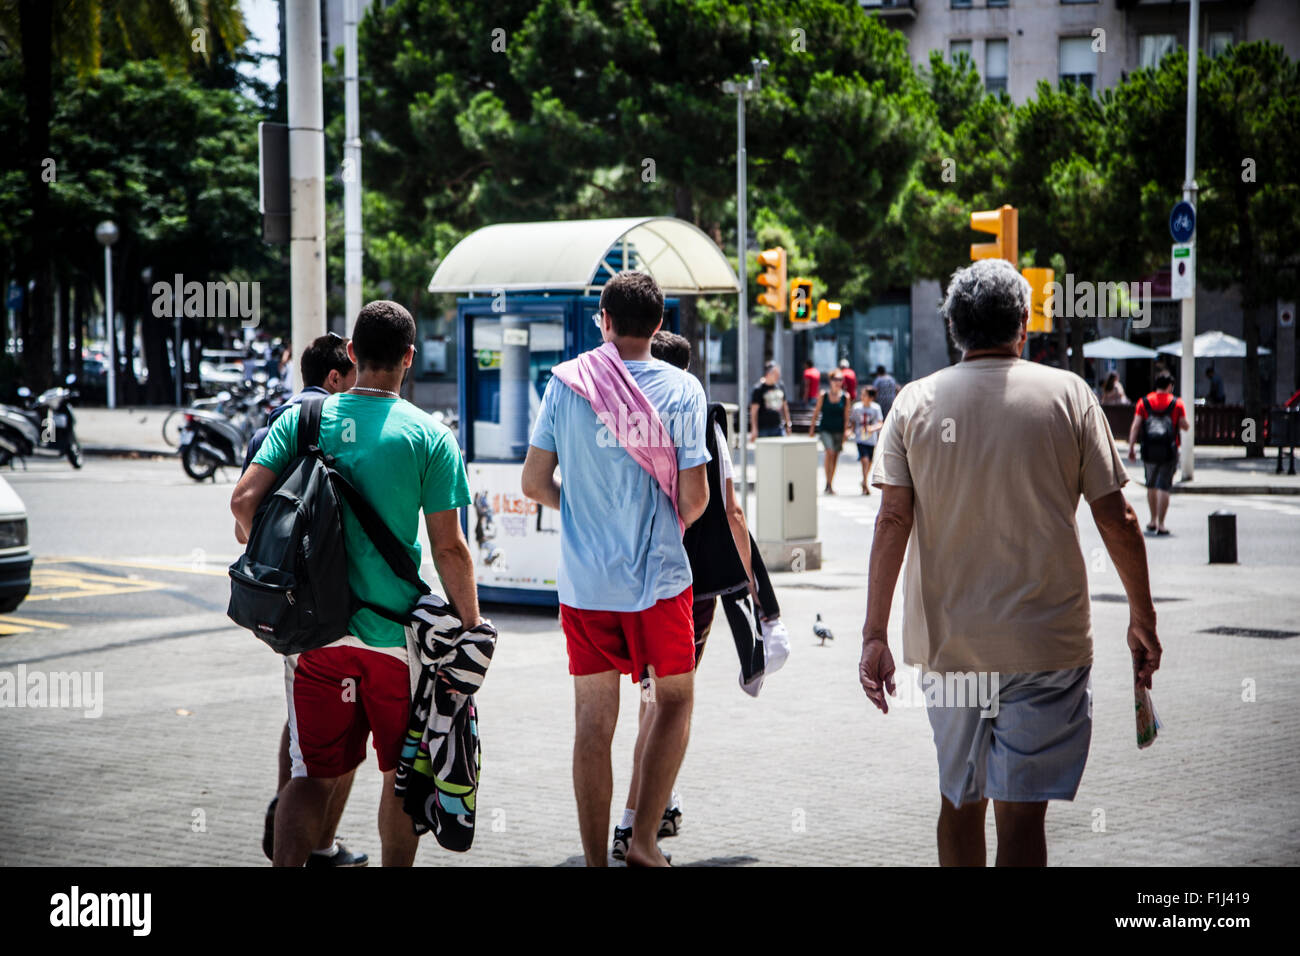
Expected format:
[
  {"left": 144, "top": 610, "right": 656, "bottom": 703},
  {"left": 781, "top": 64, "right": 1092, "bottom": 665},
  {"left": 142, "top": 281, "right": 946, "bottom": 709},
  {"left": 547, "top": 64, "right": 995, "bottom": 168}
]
[{"left": 753, "top": 437, "right": 821, "bottom": 570}]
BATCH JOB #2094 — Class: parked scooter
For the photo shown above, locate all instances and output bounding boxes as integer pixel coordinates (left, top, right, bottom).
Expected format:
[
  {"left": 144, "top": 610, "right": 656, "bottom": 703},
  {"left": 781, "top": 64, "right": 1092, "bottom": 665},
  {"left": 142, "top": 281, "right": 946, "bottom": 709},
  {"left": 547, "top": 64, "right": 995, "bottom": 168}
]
[
  {"left": 0, "top": 374, "right": 84, "bottom": 469},
  {"left": 177, "top": 382, "right": 281, "bottom": 481}
]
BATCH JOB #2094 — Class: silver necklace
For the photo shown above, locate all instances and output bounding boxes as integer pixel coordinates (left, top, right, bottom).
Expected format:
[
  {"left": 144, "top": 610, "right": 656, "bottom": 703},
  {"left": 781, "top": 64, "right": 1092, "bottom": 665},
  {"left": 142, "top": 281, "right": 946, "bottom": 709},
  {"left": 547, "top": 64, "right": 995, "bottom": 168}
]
[{"left": 350, "top": 386, "right": 399, "bottom": 398}]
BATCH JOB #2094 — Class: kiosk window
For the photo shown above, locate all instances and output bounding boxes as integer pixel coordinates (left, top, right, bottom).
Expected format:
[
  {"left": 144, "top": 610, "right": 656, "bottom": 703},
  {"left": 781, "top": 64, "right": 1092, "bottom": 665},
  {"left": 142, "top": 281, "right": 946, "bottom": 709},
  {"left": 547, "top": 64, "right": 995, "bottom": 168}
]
[{"left": 468, "top": 315, "right": 565, "bottom": 461}]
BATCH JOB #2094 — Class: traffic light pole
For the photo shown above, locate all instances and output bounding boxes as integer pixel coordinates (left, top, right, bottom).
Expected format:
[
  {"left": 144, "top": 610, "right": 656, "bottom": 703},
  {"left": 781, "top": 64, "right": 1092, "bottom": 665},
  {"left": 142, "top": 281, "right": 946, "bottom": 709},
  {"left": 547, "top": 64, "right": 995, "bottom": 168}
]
[
  {"left": 1179, "top": 0, "right": 1200, "bottom": 481},
  {"left": 724, "top": 59, "right": 767, "bottom": 516}
]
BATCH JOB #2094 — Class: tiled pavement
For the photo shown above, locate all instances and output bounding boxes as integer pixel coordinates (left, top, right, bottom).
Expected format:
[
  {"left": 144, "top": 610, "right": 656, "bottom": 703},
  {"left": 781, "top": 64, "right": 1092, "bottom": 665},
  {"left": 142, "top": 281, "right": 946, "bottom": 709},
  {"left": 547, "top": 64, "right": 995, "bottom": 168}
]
[{"left": 1, "top": 487, "right": 1297, "bottom": 866}]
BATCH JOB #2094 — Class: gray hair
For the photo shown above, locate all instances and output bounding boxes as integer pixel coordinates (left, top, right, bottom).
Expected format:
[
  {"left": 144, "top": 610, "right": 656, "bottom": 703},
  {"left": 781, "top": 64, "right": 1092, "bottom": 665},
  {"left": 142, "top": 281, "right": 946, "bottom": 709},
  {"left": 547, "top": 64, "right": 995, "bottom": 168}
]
[{"left": 941, "top": 259, "right": 1030, "bottom": 352}]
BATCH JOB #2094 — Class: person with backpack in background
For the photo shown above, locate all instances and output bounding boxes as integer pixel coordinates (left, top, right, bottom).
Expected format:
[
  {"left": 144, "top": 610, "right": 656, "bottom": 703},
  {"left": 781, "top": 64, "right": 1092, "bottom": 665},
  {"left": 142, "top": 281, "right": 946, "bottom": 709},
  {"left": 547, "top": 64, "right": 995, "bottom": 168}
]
[
  {"left": 235, "top": 333, "right": 364, "bottom": 866},
  {"left": 231, "top": 300, "right": 481, "bottom": 867},
  {"left": 1127, "top": 371, "right": 1190, "bottom": 536}
]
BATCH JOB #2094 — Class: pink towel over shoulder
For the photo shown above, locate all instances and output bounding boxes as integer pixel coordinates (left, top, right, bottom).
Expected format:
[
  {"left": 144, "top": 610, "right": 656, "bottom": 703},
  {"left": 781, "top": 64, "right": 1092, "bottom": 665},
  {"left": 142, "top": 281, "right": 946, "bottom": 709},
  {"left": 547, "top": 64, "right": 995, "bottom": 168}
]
[{"left": 549, "top": 340, "right": 683, "bottom": 532}]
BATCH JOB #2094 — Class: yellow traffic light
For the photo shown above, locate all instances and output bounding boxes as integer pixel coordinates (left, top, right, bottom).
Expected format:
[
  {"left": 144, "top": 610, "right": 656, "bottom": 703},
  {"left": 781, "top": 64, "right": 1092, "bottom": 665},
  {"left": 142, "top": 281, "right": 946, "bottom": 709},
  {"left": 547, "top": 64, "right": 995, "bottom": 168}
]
[
  {"left": 789, "top": 278, "right": 813, "bottom": 323},
  {"left": 970, "top": 204, "right": 1018, "bottom": 265},
  {"left": 1021, "top": 267, "right": 1054, "bottom": 333},
  {"left": 755, "top": 247, "right": 787, "bottom": 312},
  {"left": 816, "top": 299, "right": 841, "bottom": 324}
]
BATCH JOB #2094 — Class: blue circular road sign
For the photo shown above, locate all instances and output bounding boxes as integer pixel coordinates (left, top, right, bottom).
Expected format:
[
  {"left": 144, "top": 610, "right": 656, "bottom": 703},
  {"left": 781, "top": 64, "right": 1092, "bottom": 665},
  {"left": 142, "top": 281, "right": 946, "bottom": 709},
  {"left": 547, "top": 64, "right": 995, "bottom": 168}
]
[{"left": 1169, "top": 201, "right": 1196, "bottom": 243}]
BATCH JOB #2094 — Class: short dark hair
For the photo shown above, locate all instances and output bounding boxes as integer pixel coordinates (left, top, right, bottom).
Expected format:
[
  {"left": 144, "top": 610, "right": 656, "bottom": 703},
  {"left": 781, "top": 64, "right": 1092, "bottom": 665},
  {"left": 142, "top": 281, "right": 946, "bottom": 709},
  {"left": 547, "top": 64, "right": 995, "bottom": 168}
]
[
  {"left": 352, "top": 300, "right": 415, "bottom": 370},
  {"left": 599, "top": 271, "right": 664, "bottom": 339},
  {"left": 650, "top": 330, "right": 691, "bottom": 371},
  {"left": 1155, "top": 371, "right": 1174, "bottom": 390},
  {"left": 941, "top": 259, "right": 1030, "bottom": 352},
  {"left": 299, "top": 334, "right": 353, "bottom": 388},
  {"left": 875, "top": 365, "right": 887, "bottom": 375}
]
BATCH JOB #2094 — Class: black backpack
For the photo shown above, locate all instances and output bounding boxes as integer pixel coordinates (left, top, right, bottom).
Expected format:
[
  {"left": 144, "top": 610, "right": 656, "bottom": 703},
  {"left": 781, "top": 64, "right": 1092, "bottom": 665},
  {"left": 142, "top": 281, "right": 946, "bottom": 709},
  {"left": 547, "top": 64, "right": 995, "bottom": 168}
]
[
  {"left": 1139, "top": 395, "right": 1178, "bottom": 464},
  {"left": 228, "top": 396, "right": 430, "bottom": 655}
]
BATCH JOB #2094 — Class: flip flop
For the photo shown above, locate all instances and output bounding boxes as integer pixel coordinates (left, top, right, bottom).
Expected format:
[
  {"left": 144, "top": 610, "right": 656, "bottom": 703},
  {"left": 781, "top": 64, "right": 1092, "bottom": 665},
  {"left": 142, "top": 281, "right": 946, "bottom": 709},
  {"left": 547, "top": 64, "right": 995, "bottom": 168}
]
[
  {"left": 1145, "top": 524, "right": 1157, "bottom": 533},
  {"left": 1156, "top": 529, "right": 1171, "bottom": 536}
]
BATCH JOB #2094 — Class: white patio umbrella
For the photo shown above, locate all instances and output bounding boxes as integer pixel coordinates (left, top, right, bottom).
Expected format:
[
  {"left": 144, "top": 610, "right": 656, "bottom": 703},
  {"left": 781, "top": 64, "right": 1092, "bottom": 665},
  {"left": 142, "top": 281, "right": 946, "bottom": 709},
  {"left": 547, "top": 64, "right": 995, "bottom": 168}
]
[
  {"left": 1071, "top": 336, "right": 1159, "bottom": 360},
  {"left": 1156, "top": 331, "right": 1271, "bottom": 358}
]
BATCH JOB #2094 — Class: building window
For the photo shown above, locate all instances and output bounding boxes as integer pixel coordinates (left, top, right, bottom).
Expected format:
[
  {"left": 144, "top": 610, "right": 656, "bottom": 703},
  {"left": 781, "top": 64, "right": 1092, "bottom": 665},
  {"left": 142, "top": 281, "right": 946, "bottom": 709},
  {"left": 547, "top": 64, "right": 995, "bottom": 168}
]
[
  {"left": 950, "top": 39, "right": 972, "bottom": 66},
  {"left": 988, "top": 0, "right": 1008, "bottom": 6},
  {"left": 1207, "top": 30, "right": 1234, "bottom": 58},
  {"left": 951, "top": 1, "right": 973, "bottom": 9},
  {"left": 985, "top": 39, "right": 1008, "bottom": 93},
  {"left": 1139, "top": 34, "right": 1177, "bottom": 70},
  {"left": 1059, "top": 36, "right": 1096, "bottom": 92}
]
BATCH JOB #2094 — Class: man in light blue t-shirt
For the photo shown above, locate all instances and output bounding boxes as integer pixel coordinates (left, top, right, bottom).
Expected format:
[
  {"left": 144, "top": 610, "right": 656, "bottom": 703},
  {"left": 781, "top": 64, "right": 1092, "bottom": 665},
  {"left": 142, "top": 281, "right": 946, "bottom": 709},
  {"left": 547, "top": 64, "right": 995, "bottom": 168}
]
[{"left": 522, "top": 271, "right": 710, "bottom": 867}]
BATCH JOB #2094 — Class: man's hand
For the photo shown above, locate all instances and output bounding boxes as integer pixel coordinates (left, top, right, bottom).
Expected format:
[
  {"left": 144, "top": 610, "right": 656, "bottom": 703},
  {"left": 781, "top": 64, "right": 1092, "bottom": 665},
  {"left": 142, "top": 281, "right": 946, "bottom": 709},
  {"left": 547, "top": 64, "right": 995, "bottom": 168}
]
[
  {"left": 1128, "top": 618, "right": 1162, "bottom": 690},
  {"left": 1127, "top": 447, "right": 1138, "bottom": 463},
  {"left": 859, "top": 636, "right": 897, "bottom": 714}
]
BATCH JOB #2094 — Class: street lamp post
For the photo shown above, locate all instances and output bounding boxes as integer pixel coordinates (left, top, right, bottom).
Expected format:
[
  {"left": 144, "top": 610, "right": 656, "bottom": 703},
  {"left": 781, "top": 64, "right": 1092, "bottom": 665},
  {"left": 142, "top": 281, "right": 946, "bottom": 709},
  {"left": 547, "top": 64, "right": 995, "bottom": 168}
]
[
  {"left": 722, "top": 58, "right": 768, "bottom": 516},
  {"left": 1180, "top": 0, "right": 1200, "bottom": 481},
  {"left": 95, "top": 220, "right": 119, "bottom": 409}
]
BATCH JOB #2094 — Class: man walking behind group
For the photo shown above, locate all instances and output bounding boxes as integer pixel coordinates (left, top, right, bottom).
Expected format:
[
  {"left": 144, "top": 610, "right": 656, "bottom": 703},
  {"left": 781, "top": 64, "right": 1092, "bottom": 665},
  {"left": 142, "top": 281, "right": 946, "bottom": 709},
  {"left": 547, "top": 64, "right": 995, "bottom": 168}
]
[
  {"left": 860, "top": 259, "right": 1162, "bottom": 866},
  {"left": 872, "top": 365, "right": 898, "bottom": 418},
  {"left": 750, "top": 360, "right": 792, "bottom": 439},
  {"left": 521, "top": 272, "right": 710, "bottom": 867},
  {"left": 1126, "top": 371, "right": 1190, "bottom": 535},
  {"left": 236, "top": 333, "right": 365, "bottom": 866},
  {"left": 232, "top": 300, "right": 481, "bottom": 867}
]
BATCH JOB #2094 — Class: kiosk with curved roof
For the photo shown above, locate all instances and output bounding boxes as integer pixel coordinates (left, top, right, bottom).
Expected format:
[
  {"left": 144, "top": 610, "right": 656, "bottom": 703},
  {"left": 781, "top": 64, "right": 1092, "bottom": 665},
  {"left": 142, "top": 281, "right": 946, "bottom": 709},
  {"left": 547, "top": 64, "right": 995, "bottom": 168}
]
[{"left": 427, "top": 216, "right": 741, "bottom": 295}]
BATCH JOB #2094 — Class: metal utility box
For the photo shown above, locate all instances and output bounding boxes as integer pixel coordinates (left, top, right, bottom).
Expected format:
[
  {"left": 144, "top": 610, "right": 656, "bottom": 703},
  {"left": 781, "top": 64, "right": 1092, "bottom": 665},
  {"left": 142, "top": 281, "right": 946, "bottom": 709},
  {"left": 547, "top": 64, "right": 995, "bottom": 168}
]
[{"left": 753, "top": 436, "right": 821, "bottom": 571}]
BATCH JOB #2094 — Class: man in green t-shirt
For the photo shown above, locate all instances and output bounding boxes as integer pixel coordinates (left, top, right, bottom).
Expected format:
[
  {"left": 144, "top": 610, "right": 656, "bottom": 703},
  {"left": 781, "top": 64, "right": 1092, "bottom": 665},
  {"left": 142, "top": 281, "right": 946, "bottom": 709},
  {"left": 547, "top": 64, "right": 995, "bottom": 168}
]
[{"left": 232, "top": 300, "right": 480, "bottom": 867}]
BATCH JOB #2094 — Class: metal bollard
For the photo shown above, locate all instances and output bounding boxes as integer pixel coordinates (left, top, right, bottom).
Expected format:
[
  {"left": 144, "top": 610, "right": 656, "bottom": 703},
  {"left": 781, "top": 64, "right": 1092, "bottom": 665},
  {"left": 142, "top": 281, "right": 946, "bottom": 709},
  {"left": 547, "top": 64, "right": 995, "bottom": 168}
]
[{"left": 1208, "top": 511, "right": 1237, "bottom": 564}]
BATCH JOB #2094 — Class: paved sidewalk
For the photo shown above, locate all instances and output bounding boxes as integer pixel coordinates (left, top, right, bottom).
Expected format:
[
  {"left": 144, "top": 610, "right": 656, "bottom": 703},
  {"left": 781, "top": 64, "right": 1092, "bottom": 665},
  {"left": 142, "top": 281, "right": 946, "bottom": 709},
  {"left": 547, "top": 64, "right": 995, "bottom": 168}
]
[
  {"left": 76, "top": 407, "right": 177, "bottom": 457},
  {"left": 1, "top": 475, "right": 1297, "bottom": 866}
]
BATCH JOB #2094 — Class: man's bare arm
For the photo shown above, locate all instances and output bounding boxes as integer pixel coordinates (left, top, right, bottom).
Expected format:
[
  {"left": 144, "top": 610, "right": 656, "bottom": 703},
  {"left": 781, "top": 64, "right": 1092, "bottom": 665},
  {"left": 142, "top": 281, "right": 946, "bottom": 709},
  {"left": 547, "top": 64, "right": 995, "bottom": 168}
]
[
  {"left": 1089, "top": 490, "right": 1162, "bottom": 688},
  {"left": 723, "top": 477, "right": 754, "bottom": 586},
  {"left": 231, "top": 463, "right": 279, "bottom": 541},
  {"left": 677, "top": 463, "right": 709, "bottom": 528},
  {"left": 520, "top": 445, "right": 561, "bottom": 511},
  {"left": 864, "top": 484, "right": 914, "bottom": 642},
  {"left": 425, "top": 509, "right": 481, "bottom": 629}
]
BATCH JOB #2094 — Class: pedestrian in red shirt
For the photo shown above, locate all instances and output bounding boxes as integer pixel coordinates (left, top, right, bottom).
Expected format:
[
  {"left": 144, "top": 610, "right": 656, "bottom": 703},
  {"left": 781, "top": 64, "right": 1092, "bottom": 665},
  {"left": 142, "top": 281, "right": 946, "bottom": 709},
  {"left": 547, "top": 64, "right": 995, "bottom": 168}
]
[
  {"left": 1126, "top": 371, "right": 1190, "bottom": 535},
  {"left": 802, "top": 360, "right": 821, "bottom": 403},
  {"left": 838, "top": 359, "right": 858, "bottom": 402}
]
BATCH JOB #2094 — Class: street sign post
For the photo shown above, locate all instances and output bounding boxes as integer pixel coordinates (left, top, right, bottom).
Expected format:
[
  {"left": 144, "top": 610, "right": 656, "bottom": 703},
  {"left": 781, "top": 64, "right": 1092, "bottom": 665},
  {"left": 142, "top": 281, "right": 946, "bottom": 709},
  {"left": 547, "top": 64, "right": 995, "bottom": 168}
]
[
  {"left": 1169, "top": 200, "right": 1196, "bottom": 243},
  {"left": 1171, "top": 243, "right": 1195, "bottom": 301}
]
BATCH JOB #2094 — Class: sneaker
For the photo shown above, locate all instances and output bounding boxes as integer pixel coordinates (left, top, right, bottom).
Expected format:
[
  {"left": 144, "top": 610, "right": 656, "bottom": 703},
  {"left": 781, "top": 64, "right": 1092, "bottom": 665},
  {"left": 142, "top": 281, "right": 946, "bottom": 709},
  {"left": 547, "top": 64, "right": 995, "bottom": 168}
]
[
  {"left": 305, "top": 839, "right": 369, "bottom": 868},
  {"left": 612, "top": 825, "right": 631, "bottom": 862},
  {"left": 658, "top": 806, "right": 682, "bottom": 839},
  {"left": 262, "top": 795, "right": 278, "bottom": 861}
]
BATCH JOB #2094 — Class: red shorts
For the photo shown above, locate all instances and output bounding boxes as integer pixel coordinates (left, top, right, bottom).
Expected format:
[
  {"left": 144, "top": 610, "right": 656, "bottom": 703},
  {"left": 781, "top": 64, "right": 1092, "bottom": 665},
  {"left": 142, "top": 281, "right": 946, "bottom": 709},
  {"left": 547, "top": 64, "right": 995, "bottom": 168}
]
[
  {"left": 561, "top": 587, "right": 697, "bottom": 683},
  {"left": 285, "top": 642, "right": 409, "bottom": 778}
]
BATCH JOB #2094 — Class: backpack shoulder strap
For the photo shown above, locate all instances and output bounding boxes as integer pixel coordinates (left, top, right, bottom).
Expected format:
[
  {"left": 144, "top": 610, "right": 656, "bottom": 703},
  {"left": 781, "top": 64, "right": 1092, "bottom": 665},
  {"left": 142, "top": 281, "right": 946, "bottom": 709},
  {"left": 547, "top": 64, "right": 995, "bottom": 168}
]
[{"left": 298, "top": 395, "right": 325, "bottom": 458}]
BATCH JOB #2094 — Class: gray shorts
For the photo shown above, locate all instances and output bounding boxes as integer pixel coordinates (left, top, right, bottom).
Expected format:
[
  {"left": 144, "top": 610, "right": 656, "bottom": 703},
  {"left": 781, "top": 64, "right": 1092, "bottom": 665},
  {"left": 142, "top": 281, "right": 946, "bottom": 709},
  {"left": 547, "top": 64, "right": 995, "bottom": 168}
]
[
  {"left": 925, "top": 666, "right": 1092, "bottom": 808},
  {"left": 1144, "top": 460, "right": 1177, "bottom": 491}
]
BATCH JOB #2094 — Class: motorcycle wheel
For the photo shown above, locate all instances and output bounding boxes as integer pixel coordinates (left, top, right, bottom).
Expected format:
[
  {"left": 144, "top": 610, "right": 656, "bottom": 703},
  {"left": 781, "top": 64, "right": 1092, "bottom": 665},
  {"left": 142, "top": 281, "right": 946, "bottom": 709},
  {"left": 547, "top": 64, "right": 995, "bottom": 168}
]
[
  {"left": 66, "top": 440, "right": 83, "bottom": 469},
  {"left": 182, "top": 442, "right": 219, "bottom": 481}
]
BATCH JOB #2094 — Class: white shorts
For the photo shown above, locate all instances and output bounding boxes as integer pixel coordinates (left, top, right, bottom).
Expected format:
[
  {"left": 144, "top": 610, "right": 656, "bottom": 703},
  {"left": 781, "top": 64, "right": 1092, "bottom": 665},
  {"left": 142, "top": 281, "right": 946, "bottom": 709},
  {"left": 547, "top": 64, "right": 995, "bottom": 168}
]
[{"left": 925, "top": 666, "right": 1093, "bottom": 808}]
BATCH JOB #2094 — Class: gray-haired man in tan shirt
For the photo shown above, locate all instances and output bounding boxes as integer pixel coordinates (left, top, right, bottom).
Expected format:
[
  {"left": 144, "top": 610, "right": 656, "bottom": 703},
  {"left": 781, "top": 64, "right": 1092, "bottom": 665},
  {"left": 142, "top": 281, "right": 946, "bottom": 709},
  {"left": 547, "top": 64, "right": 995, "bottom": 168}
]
[{"left": 859, "top": 259, "right": 1162, "bottom": 866}]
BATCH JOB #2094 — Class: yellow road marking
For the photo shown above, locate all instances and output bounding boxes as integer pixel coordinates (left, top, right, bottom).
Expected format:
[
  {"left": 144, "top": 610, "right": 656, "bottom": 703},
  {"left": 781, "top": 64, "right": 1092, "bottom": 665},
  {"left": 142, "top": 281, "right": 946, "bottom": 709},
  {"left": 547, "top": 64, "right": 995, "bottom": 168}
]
[
  {"left": 0, "top": 615, "right": 67, "bottom": 630},
  {"left": 36, "top": 556, "right": 230, "bottom": 578},
  {"left": 25, "top": 568, "right": 168, "bottom": 602}
]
